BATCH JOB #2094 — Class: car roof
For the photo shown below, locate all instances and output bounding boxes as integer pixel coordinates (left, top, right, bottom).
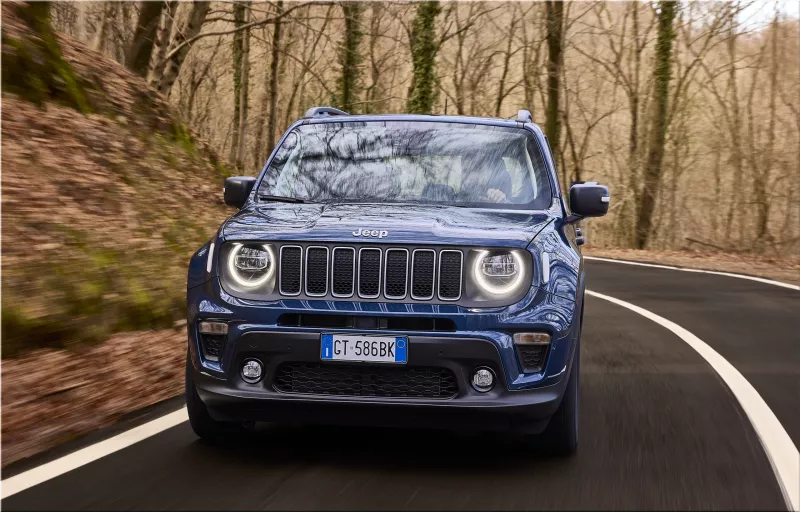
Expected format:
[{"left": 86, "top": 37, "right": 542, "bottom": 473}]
[{"left": 301, "top": 113, "right": 542, "bottom": 131}]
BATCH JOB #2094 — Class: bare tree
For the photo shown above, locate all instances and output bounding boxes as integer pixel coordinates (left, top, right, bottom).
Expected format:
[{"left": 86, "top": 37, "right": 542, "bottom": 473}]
[
  {"left": 265, "top": 1, "right": 285, "bottom": 158},
  {"left": 635, "top": 1, "right": 678, "bottom": 249},
  {"left": 148, "top": 1, "right": 179, "bottom": 86},
  {"left": 153, "top": 1, "right": 212, "bottom": 97},
  {"left": 334, "top": 2, "right": 364, "bottom": 112},
  {"left": 407, "top": 1, "right": 441, "bottom": 114},
  {"left": 235, "top": 5, "right": 251, "bottom": 170},
  {"left": 230, "top": 1, "right": 246, "bottom": 165},
  {"left": 545, "top": 0, "right": 565, "bottom": 186},
  {"left": 127, "top": 1, "right": 165, "bottom": 77}
]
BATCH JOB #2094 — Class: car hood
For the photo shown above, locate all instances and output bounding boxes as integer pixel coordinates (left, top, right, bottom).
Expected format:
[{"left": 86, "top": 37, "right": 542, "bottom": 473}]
[{"left": 222, "top": 203, "right": 553, "bottom": 248}]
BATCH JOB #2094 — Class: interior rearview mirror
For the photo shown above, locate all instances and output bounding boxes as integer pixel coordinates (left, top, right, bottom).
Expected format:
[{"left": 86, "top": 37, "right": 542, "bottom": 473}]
[
  {"left": 224, "top": 176, "right": 257, "bottom": 209},
  {"left": 568, "top": 182, "right": 609, "bottom": 220}
]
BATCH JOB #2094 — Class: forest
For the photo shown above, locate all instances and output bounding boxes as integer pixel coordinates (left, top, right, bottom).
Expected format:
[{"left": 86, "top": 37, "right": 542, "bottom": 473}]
[{"left": 43, "top": 0, "right": 800, "bottom": 254}]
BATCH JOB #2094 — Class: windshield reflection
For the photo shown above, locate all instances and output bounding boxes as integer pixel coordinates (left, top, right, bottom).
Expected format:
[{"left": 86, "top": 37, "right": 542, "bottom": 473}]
[{"left": 258, "top": 121, "right": 552, "bottom": 209}]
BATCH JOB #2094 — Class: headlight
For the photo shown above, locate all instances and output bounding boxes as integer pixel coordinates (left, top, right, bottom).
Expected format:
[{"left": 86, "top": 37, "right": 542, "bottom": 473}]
[
  {"left": 471, "top": 249, "right": 528, "bottom": 297},
  {"left": 227, "top": 243, "right": 275, "bottom": 287}
]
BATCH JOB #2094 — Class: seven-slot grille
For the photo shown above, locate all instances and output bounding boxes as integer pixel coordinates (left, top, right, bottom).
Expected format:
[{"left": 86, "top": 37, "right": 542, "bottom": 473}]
[{"left": 278, "top": 245, "right": 462, "bottom": 302}]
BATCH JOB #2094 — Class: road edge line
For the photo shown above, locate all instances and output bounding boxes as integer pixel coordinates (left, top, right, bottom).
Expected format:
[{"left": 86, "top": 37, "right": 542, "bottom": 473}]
[
  {"left": 1, "top": 408, "right": 189, "bottom": 499},
  {"left": 586, "top": 289, "right": 800, "bottom": 512},
  {"left": 585, "top": 256, "right": 800, "bottom": 291}
]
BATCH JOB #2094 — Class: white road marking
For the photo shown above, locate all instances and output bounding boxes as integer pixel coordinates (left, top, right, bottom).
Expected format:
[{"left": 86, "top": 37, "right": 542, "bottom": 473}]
[
  {"left": 1, "top": 408, "right": 188, "bottom": 499},
  {"left": 585, "top": 256, "right": 800, "bottom": 291},
  {"left": 587, "top": 290, "right": 800, "bottom": 512}
]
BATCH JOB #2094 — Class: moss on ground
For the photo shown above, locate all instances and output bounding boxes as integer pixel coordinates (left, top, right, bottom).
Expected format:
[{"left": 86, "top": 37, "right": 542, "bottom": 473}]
[
  {"left": 1, "top": 228, "right": 195, "bottom": 356},
  {"left": 1, "top": 2, "right": 92, "bottom": 112}
]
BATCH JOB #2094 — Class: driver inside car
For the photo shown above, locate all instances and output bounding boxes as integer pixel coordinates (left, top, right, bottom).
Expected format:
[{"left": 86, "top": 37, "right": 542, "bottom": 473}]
[{"left": 460, "top": 154, "right": 513, "bottom": 204}]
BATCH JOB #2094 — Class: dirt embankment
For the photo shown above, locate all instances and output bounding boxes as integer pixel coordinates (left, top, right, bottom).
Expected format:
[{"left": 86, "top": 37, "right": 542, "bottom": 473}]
[{"left": 2, "top": 2, "right": 231, "bottom": 466}]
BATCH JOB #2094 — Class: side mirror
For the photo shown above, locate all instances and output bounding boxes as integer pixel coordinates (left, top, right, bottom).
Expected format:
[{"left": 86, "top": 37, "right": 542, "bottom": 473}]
[
  {"left": 568, "top": 182, "right": 609, "bottom": 221},
  {"left": 224, "top": 176, "right": 256, "bottom": 209}
]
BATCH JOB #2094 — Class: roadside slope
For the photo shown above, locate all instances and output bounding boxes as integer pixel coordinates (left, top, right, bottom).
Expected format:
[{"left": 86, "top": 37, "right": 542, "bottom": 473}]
[{"left": 1, "top": 2, "right": 231, "bottom": 466}]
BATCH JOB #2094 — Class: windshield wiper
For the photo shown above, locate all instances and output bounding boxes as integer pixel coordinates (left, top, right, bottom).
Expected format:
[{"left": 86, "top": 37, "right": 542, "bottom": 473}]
[{"left": 258, "top": 194, "right": 307, "bottom": 204}]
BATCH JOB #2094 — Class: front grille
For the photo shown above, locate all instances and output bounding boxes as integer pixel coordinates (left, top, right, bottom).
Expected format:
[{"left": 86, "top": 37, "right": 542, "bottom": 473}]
[
  {"left": 358, "top": 249, "right": 381, "bottom": 298},
  {"left": 438, "top": 251, "right": 463, "bottom": 300},
  {"left": 305, "top": 247, "right": 329, "bottom": 296},
  {"left": 384, "top": 249, "right": 408, "bottom": 298},
  {"left": 279, "top": 246, "right": 302, "bottom": 295},
  {"left": 516, "top": 344, "right": 548, "bottom": 372},
  {"left": 332, "top": 248, "right": 355, "bottom": 296},
  {"left": 274, "top": 363, "right": 458, "bottom": 398},
  {"left": 411, "top": 249, "right": 435, "bottom": 299},
  {"left": 277, "top": 244, "right": 463, "bottom": 302}
]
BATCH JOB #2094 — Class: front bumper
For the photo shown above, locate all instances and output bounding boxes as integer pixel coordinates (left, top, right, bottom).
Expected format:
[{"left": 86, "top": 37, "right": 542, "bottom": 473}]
[
  {"left": 193, "top": 332, "right": 573, "bottom": 434},
  {"left": 187, "top": 278, "right": 581, "bottom": 433}
]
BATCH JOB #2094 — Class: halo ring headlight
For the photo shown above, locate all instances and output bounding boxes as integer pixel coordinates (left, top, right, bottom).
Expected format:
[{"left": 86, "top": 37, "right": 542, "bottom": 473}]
[
  {"left": 472, "top": 250, "right": 526, "bottom": 296},
  {"left": 227, "top": 243, "right": 275, "bottom": 288}
]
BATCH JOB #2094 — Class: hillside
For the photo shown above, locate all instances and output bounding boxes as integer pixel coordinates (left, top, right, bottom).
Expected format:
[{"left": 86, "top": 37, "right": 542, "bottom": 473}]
[{"left": 1, "top": 2, "right": 231, "bottom": 465}]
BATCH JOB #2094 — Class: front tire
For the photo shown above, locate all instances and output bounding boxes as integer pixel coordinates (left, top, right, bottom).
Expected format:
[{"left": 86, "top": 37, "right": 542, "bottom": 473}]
[
  {"left": 540, "top": 339, "right": 579, "bottom": 455},
  {"left": 185, "top": 353, "right": 247, "bottom": 441},
  {"left": 531, "top": 306, "right": 582, "bottom": 456}
]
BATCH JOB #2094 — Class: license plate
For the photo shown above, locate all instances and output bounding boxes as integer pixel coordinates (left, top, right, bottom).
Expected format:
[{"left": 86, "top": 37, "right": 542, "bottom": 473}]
[{"left": 320, "top": 334, "right": 407, "bottom": 364}]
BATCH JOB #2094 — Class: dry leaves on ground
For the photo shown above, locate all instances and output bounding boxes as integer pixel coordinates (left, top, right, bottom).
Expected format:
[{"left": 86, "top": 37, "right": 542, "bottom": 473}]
[{"left": 1, "top": 328, "right": 187, "bottom": 467}]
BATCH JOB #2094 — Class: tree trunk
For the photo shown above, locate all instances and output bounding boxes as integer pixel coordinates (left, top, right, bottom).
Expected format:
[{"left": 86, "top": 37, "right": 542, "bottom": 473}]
[
  {"left": 335, "top": 2, "right": 364, "bottom": 113},
  {"left": 127, "top": 1, "right": 164, "bottom": 77},
  {"left": 91, "top": 3, "right": 111, "bottom": 53},
  {"left": 155, "top": 1, "right": 210, "bottom": 97},
  {"left": 235, "top": 6, "right": 251, "bottom": 170},
  {"left": 634, "top": 1, "right": 677, "bottom": 249},
  {"left": 625, "top": 2, "right": 644, "bottom": 247},
  {"left": 230, "top": 1, "right": 246, "bottom": 166},
  {"left": 406, "top": 1, "right": 441, "bottom": 114},
  {"left": 723, "top": 7, "right": 742, "bottom": 244},
  {"left": 754, "top": 14, "right": 779, "bottom": 250},
  {"left": 364, "top": 2, "right": 382, "bottom": 114},
  {"left": 545, "top": 0, "right": 564, "bottom": 185},
  {"left": 264, "top": 0, "right": 284, "bottom": 159},
  {"left": 148, "top": 1, "right": 178, "bottom": 86},
  {"left": 495, "top": 17, "right": 517, "bottom": 118}
]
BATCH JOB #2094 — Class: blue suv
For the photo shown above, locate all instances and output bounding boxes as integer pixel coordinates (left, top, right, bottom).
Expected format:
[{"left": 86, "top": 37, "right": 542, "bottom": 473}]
[{"left": 185, "top": 107, "right": 609, "bottom": 454}]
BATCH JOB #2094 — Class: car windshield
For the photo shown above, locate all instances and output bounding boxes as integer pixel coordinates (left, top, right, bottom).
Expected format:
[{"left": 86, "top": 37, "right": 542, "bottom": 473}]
[{"left": 257, "top": 121, "right": 553, "bottom": 209}]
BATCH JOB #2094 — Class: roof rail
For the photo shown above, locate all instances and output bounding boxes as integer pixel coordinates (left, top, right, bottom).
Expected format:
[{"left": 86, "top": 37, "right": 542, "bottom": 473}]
[
  {"left": 516, "top": 109, "right": 532, "bottom": 123},
  {"left": 304, "top": 106, "right": 350, "bottom": 118}
]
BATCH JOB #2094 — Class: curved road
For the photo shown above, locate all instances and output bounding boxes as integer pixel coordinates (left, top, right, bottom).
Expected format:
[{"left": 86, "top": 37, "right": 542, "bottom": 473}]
[{"left": 2, "top": 260, "right": 798, "bottom": 510}]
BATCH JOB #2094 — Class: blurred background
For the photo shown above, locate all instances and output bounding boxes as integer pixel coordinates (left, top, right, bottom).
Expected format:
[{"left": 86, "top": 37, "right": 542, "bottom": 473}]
[{"left": 2, "top": 0, "right": 798, "bottom": 467}]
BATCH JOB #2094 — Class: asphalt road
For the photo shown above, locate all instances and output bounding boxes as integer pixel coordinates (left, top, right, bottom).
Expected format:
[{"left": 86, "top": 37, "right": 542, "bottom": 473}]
[{"left": 3, "top": 260, "right": 797, "bottom": 510}]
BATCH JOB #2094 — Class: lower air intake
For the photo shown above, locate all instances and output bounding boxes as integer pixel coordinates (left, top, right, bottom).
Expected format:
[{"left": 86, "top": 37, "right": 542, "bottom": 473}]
[
  {"left": 274, "top": 363, "right": 458, "bottom": 398},
  {"left": 200, "top": 334, "right": 225, "bottom": 362},
  {"left": 516, "top": 344, "right": 548, "bottom": 372}
]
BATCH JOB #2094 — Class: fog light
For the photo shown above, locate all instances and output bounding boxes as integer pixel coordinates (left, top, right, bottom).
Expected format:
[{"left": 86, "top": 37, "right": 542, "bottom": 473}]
[
  {"left": 198, "top": 321, "right": 228, "bottom": 335},
  {"left": 513, "top": 332, "right": 551, "bottom": 345},
  {"left": 472, "top": 367, "right": 495, "bottom": 392},
  {"left": 241, "top": 359, "right": 263, "bottom": 383}
]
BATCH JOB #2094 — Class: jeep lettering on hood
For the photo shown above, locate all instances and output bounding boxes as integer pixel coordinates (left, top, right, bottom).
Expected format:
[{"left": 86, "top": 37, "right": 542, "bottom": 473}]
[{"left": 353, "top": 228, "right": 389, "bottom": 239}]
